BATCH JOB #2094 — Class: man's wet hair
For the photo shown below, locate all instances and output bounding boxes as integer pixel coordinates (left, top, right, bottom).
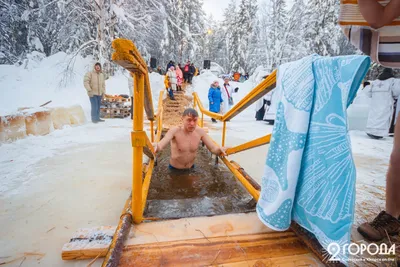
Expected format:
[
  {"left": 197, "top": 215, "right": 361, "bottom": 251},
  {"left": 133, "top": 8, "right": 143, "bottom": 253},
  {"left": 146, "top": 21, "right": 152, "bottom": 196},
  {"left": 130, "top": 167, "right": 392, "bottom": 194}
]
[{"left": 182, "top": 108, "right": 199, "bottom": 118}]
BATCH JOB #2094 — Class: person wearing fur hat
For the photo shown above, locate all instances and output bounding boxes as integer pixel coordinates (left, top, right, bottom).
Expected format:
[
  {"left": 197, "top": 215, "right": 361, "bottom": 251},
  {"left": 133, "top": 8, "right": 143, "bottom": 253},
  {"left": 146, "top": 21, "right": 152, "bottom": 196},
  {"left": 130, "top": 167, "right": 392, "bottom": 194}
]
[
  {"left": 221, "top": 75, "right": 239, "bottom": 114},
  {"left": 208, "top": 80, "right": 223, "bottom": 123},
  {"left": 166, "top": 65, "right": 177, "bottom": 91}
]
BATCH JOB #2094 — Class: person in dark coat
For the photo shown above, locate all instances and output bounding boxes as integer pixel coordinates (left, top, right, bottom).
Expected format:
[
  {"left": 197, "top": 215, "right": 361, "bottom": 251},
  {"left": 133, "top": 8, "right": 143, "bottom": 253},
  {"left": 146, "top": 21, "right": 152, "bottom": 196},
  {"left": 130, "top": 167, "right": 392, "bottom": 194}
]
[
  {"left": 188, "top": 63, "right": 196, "bottom": 84},
  {"left": 208, "top": 80, "right": 223, "bottom": 123},
  {"left": 166, "top": 60, "right": 174, "bottom": 73},
  {"left": 183, "top": 61, "right": 191, "bottom": 83}
]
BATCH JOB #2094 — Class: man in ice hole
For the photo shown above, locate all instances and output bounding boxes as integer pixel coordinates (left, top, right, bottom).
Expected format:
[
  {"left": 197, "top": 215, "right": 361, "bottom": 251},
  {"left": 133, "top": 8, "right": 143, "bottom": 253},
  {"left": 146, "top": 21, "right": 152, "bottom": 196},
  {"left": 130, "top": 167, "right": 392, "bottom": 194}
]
[{"left": 153, "top": 108, "right": 227, "bottom": 170}]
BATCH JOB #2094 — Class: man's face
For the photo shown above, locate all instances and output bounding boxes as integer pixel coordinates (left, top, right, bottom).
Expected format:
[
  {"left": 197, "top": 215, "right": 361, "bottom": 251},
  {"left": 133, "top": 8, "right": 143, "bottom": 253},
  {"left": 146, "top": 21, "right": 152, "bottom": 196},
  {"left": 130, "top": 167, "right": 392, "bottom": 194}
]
[
  {"left": 95, "top": 65, "right": 101, "bottom": 72},
  {"left": 224, "top": 78, "right": 229, "bottom": 84},
  {"left": 182, "top": 115, "right": 198, "bottom": 132}
]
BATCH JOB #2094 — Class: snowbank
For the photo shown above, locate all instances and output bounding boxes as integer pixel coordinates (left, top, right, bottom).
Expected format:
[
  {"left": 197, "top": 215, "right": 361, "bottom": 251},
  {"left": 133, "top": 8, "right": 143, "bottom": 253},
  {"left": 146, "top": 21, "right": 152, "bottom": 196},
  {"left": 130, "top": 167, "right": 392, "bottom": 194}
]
[
  {"left": 0, "top": 52, "right": 94, "bottom": 117},
  {"left": 0, "top": 52, "right": 166, "bottom": 118}
]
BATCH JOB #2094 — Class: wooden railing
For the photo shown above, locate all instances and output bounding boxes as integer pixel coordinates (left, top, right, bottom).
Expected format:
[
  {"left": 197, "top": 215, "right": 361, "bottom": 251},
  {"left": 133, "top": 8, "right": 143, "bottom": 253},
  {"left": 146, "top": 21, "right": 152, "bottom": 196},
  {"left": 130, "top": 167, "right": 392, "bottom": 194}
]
[
  {"left": 103, "top": 38, "right": 276, "bottom": 267},
  {"left": 192, "top": 70, "right": 277, "bottom": 201},
  {"left": 101, "top": 38, "right": 162, "bottom": 267}
]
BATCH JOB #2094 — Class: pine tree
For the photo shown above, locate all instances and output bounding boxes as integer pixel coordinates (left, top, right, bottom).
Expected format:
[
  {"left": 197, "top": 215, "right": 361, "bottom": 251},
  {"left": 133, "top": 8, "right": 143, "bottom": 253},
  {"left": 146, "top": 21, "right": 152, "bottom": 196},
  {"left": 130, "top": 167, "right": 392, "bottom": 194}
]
[
  {"left": 281, "top": 0, "right": 308, "bottom": 63},
  {"left": 221, "top": 0, "right": 239, "bottom": 72},
  {"left": 258, "top": 0, "right": 288, "bottom": 71},
  {"left": 305, "top": 0, "right": 340, "bottom": 56},
  {"left": 236, "top": 0, "right": 257, "bottom": 73},
  {"left": 178, "top": 0, "right": 206, "bottom": 64}
]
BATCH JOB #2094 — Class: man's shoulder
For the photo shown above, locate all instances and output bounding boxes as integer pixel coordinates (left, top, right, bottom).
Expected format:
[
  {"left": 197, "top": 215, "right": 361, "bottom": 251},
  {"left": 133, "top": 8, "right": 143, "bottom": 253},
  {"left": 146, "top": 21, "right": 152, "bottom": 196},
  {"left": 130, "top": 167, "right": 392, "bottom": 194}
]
[
  {"left": 195, "top": 126, "right": 206, "bottom": 136},
  {"left": 169, "top": 126, "right": 181, "bottom": 135}
]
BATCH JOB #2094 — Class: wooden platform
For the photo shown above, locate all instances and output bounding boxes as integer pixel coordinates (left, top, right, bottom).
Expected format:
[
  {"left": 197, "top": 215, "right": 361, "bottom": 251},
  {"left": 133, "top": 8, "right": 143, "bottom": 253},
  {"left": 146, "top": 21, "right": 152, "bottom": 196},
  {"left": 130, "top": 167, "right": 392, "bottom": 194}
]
[{"left": 62, "top": 212, "right": 323, "bottom": 266}]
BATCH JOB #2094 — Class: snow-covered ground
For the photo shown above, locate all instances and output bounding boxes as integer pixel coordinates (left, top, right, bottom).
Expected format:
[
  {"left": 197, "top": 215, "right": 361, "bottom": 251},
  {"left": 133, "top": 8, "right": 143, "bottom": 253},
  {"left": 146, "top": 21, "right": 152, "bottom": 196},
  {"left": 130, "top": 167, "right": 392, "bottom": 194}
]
[{"left": 0, "top": 54, "right": 393, "bottom": 266}]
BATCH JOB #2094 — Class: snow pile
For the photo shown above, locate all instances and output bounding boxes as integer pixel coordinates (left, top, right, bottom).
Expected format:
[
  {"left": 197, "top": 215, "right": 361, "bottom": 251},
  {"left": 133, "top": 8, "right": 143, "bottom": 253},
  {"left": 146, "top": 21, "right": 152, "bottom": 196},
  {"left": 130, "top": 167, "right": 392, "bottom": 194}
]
[
  {"left": 0, "top": 52, "right": 165, "bottom": 118},
  {"left": 148, "top": 72, "right": 166, "bottom": 111},
  {"left": 0, "top": 52, "right": 94, "bottom": 117}
]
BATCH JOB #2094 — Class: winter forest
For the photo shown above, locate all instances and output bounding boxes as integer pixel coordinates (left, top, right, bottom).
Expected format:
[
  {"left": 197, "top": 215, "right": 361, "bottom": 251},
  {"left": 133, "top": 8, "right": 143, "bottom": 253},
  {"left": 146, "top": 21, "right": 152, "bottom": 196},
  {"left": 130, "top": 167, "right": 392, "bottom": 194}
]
[{"left": 0, "top": 0, "right": 364, "bottom": 75}]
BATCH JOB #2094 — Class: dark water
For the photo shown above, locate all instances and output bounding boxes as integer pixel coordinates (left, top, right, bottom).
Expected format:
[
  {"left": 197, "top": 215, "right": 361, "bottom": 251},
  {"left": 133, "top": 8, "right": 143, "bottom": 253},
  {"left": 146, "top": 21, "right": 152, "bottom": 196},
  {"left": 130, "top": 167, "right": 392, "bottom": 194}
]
[{"left": 144, "top": 144, "right": 256, "bottom": 220}]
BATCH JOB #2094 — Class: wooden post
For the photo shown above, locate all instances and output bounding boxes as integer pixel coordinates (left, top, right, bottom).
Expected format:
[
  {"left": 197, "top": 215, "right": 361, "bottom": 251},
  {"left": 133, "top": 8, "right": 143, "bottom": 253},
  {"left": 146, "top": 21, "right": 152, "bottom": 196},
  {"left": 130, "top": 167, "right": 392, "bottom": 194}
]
[
  {"left": 101, "top": 195, "right": 132, "bottom": 267},
  {"left": 230, "top": 161, "right": 261, "bottom": 190},
  {"left": 132, "top": 73, "right": 144, "bottom": 224},
  {"left": 150, "top": 120, "right": 154, "bottom": 142},
  {"left": 222, "top": 121, "right": 226, "bottom": 146},
  {"left": 220, "top": 157, "right": 260, "bottom": 200}
]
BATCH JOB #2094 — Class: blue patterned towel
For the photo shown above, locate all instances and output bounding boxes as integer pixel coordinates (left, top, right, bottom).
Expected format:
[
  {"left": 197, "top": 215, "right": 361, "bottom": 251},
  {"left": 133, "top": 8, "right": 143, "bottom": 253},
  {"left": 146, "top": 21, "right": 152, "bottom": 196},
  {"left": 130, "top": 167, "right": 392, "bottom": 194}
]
[{"left": 256, "top": 55, "right": 370, "bottom": 263}]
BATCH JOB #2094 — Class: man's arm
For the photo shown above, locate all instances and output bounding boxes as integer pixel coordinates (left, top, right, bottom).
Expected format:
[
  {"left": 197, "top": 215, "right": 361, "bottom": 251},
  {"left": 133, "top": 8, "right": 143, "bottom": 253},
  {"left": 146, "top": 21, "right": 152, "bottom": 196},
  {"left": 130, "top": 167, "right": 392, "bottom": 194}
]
[
  {"left": 392, "top": 78, "right": 400, "bottom": 98},
  {"left": 102, "top": 74, "right": 106, "bottom": 95},
  {"left": 83, "top": 72, "right": 92, "bottom": 92},
  {"left": 200, "top": 129, "right": 227, "bottom": 156},
  {"left": 359, "top": 0, "right": 400, "bottom": 29},
  {"left": 153, "top": 127, "right": 178, "bottom": 153}
]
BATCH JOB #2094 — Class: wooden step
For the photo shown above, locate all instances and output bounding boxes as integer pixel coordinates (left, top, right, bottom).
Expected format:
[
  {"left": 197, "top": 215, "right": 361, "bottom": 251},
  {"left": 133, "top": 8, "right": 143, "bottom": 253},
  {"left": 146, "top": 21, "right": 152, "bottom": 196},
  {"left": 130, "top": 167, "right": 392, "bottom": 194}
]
[
  {"left": 119, "top": 232, "right": 318, "bottom": 267},
  {"left": 61, "top": 213, "right": 323, "bottom": 266}
]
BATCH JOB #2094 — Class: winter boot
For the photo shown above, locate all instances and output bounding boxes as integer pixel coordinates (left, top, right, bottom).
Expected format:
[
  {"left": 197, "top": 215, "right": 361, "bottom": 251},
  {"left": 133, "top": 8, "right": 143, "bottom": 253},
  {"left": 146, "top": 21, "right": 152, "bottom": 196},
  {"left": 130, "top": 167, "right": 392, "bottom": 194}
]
[
  {"left": 357, "top": 211, "right": 400, "bottom": 241},
  {"left": 367, "top": 133, "right": 383, "bottom": 139}
]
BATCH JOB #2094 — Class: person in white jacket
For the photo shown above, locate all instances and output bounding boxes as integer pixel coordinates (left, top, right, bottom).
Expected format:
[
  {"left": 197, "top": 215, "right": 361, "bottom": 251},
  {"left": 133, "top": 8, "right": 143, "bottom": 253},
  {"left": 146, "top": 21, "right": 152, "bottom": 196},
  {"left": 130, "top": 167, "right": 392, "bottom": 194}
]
[
  {"left": 220, "top": 76, "right": 238, "bottom": 114},
  {"left": 166, "top": 66, "right": 177, "bottom": 91},
  {"left": 365, "top": 68, "right": 400, "bottom": 139}
]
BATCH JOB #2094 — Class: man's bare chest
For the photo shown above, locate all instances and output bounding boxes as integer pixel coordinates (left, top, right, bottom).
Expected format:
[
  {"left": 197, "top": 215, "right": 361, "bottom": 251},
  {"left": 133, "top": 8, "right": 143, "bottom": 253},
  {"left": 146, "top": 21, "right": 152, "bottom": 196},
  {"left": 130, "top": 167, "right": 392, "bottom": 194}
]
[{"left": 173, "top": 133, "right": 201, "bottom": 152}]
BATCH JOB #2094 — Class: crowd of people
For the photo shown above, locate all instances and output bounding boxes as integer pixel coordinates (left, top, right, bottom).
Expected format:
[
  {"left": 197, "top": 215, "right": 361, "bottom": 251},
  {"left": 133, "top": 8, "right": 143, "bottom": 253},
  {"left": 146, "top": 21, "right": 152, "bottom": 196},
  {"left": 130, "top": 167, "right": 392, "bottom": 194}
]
[{"left": 163, "top": 60, "right": 199, "bottom": 100}]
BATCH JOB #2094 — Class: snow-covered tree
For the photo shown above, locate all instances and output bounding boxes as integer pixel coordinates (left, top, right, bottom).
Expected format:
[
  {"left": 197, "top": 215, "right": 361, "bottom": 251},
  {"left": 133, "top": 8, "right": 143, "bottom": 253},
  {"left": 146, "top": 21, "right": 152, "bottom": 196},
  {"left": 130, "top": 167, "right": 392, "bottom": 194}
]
[
  {"left": 0, "top": 0, "right": 358, "bottom": 77},
  {"left": 221, "top": 0, "right": 239, "bottom": 72},
  {"left": 304, "top": 0, "right": 341, "bottom": 56},
  {"left": 236, "top": 0, "right": 257, "bottom": 73}
]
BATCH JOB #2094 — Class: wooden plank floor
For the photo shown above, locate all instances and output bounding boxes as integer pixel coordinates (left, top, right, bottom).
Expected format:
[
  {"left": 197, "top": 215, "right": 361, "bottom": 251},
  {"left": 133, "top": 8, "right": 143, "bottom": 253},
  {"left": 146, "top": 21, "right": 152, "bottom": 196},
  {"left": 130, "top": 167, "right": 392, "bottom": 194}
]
[
  {"left": 62, "top": 213, "right": 323, "bottom": 266},
  {"left": 119, "top": 231, "right": 322, "bottom": 267}
]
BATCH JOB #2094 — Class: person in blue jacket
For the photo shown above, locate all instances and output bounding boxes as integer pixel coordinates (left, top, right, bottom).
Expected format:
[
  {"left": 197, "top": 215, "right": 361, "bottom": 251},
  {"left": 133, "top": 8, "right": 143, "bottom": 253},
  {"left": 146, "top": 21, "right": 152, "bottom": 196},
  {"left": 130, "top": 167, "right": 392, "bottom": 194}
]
[{"left": 208, "top": 80, "right": 223, "bottom": 123}]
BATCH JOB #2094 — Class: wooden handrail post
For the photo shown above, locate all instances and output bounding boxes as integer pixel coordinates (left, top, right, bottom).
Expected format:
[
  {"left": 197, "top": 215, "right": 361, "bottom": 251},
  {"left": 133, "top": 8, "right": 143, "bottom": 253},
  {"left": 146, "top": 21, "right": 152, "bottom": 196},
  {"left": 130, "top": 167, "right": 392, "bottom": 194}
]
[
  {"left": 222, "top": 121, "right": 226, "bottom": 146},
  {"left": 150, "top": 120, "right": 154, "bottom": 142},
  {"left": 132, "top": 73, "right": 145, "bottom": 224}
]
